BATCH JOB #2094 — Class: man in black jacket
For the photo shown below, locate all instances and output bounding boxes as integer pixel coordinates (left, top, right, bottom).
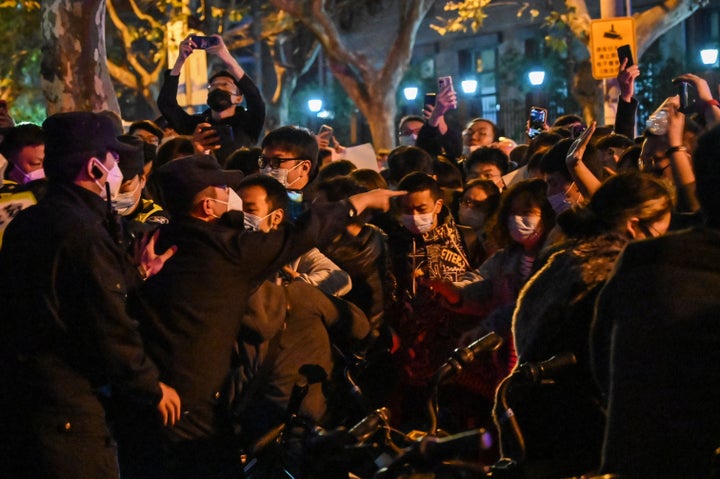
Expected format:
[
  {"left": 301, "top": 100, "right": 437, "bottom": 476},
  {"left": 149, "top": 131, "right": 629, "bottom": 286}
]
[
  {"left": 0, "top": 112, "right": 180, "bottom": 479},
  {"left": 157, "top": 34, "right": 265, "bottom": 164},
  {"left": 124, "top": 154, "right": 402, "bottom": 478}
]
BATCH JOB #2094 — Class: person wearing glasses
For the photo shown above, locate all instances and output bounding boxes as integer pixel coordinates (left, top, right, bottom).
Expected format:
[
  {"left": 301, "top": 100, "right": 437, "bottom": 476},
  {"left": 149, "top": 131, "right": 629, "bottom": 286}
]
[
  {"left": 157, "top": 34, "right": 266, "bottom": 165},
  {"left": 457, "top": 179, "right": 502, "bottom": 263},
  {"left": 258, "top": 125, "right": 319, "bottom": 220},
  {"left": 463, "top": 146, "right": 510, "bottom": 191}
]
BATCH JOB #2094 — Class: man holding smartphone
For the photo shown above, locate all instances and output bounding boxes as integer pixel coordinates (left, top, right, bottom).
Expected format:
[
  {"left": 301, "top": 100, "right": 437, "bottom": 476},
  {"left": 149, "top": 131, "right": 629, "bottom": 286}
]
[
  {"left": 406, "top": 79, "right": 463, "bottom": 162},
  {"left": 157, "top": 34, "right": 266, "bottom": 165}
]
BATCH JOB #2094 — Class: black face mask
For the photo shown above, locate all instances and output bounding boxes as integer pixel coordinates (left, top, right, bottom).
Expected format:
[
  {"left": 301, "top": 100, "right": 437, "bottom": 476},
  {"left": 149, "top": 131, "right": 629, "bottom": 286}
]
[{"left": 207, "top": 89, "right": 233, "bottom": 112}]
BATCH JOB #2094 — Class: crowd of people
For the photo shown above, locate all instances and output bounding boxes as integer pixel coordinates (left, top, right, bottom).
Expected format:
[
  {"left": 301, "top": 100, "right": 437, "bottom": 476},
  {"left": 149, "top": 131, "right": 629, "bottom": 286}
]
[{"left": 1, "top": 33, "right": 719, "bottom": 479}]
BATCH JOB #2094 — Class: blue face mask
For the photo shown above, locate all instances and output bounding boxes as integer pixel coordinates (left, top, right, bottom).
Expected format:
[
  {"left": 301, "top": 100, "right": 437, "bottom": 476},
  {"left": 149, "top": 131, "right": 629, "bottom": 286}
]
[{"left": 243, "top": 211, "right": 274, "bottom": 231}]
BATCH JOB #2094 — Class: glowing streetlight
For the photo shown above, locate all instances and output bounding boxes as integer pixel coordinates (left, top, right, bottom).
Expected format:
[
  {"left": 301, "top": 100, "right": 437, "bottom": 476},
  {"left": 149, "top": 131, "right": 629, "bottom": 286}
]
[
  {"left": 403, "top": 87, "right": 419, "bottom": 101},
  {"left": 700, "top": 48, "right": 719, "bottom": 66},
  {"left": 308, "top": 99, "right": 323, "bottom": 113},
  {"left": 461, "top": 79, "right": 478, "bottom": 94},
  {"left": 528, "top": 70, "right": 546, "bottom": 86}
]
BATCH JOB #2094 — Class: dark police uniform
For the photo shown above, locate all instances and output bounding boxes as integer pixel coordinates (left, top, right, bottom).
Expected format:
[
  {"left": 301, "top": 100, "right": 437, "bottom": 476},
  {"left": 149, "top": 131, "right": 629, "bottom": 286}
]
[{"left": 0, "top": 182, "right": 162, "bottom": 479}]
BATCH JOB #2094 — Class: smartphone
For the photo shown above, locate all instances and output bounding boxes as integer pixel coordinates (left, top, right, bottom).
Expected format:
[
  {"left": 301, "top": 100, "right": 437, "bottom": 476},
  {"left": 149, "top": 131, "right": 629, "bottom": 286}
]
[
  {"left": 424, "top": 93, "right": 437, "bottom": 107},
  {"left": 190, "top": 35, "right": 220, "bottom": 49},
  {"left": 437, "top": 76, "right": 454, "bottom": 93},
  {"left": 214, "top": 124, "right": 235, "bottom": 146},
  {"left": 201, "top": 124, "right": 234, "bottom": 146},
  {"left": 437, "top": 76, "right": 455, "bottom": 109},
  {"left": 527, "top": 106, "right": 547, "bottom": 139},
  {"left": 318, "top": 124, "right": 334, "bottom": 140},
  {"left": 675, "top": 80, "right": 692, "bottom": 113},
  {"left": 617, "top": 44, "right": 634, "bottom": 68}
]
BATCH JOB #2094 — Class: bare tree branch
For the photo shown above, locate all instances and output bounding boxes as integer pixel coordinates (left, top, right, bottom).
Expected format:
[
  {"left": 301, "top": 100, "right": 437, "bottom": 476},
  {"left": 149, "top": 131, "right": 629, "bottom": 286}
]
[
  {"left": 128, "top": 0, "right": 161, "bottom": 27},
  {"left": 634, "top": 0, "right": 707, "bottom": 55}
]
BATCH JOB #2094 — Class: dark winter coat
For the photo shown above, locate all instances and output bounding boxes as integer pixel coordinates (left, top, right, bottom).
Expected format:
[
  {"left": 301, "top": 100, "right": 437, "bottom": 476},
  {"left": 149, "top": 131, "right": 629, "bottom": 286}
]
[
  {"left": 235, "top": 280, "right": 370, "bottom": 443},
  {"left": 324, "top": 223, "right": 395, "bottom": 328},
  {"left": 0, "top": 182, "right": 161, "bottom": 478},
  {"left": 593, "top": 227, "right": 720, "bottom": 479},
  {"left": 157, "top": 70, "right": 265, "bottom": 163},
  {"left": 499, "top": 233, "right": 628, "bottom": 478}
]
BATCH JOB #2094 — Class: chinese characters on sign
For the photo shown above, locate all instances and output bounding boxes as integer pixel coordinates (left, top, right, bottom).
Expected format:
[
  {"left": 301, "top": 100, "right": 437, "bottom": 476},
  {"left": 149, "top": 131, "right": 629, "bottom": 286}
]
[{"left": 589, "top": 17, "right": 637, "bottom": 80}]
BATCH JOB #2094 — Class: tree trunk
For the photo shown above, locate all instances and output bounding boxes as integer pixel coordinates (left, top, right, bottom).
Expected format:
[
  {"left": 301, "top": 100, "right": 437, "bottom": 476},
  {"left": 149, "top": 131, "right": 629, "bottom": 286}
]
[
  {"left": 264, "top": 32, "right": 320, "bottom": 133},
  {"left": 41, "top": 0, "right": 120, "bottom": 115}
]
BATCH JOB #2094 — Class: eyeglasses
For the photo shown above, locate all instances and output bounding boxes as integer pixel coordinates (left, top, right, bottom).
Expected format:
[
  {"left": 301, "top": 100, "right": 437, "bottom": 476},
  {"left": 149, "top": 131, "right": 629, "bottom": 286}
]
[
  {"left": 208, "top": 80, "right": 240, "bottom": 95},
  {"left": 258, "top": 155, "right": 305, "bottom": 169}
]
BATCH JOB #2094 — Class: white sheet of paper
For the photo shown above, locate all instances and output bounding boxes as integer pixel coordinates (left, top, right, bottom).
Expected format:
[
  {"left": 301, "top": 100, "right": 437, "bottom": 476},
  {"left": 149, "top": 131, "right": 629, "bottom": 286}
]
[{"left": 341, "top": 143, "right": 378, "bottom": 171}]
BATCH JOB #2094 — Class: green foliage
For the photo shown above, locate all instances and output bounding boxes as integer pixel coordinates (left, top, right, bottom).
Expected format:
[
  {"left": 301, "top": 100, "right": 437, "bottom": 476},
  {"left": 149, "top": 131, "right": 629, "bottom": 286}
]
[
  {"left": 0, "top": 0, "right": 44, "bottom": 123},
  {"left": 432, "top": 1, "right": 539, "bottom": 36},
  {"left": 542, "top": 6, "right": 583, "bottom": 55}
]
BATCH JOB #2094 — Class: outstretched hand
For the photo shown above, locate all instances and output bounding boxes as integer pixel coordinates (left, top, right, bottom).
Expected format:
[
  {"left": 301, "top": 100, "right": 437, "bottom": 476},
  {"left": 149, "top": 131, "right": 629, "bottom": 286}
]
[
  {"left": 664, "top": 96, "right": 685, "bottom": 148},
  {"left": 673, "top": 73, "right": 713, "bottom": 103},
  {"left": 617, "top": 58, "right": 640, "bottom": 102},
  {"left": 205, "top": 34, "right": 234, "bottom": 64},
  {"left": 419, "top": 277, "right": 462, "bottom": 306},
  {"left": 157, "top": 381, "right": 182, "bottom": 427},
  {"left": 192, "top": 122, "right": 221, "bottom": 153},
  {"left": 349, "top": 189, "right": 407, "bottom": 214},
  {"left": 135, "top": 230, "right": 178, "bottom": 280},
  {"left": 566, "top": 121, "right": 596, "bottom": 169}
]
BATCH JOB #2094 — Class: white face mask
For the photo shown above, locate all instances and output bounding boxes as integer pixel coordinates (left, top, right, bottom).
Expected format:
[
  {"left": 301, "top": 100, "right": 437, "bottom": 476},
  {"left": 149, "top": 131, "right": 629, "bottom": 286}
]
[
  {"left": 401, "top": 212, "right": 435, "bottom": 235},
  {"left": 243, "top": 210, "right": 274, "bottom": 231},
  {"left": 261, "top": 162, "right": 304, "bottom": 189},
  {"left": 112, "top": 180, "right": 142, "bottom": 216},
  {"left": 207, "top": 187, "right": 243, "bottom": 219},
  {"left": 508, "top": 214, "right": 542, "bottom": 245},
  {"left": 227, "top": 188, "right": 243, "bottom": 212},
  {"left": 8, "top": 164, "right": 45, "bottom": 184},
  {"left": 94, "top": 160, "right": 123, "bottom": 200},
  {"left": 398, "top": 134, "right": 417, "bottom": 146},
  {"left": 458, "top": 206, "right": 486, "bottom": 231}
]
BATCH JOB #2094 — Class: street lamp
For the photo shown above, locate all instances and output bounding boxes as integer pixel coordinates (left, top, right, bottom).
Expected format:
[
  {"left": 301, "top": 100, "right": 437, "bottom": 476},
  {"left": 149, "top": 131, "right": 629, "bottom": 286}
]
[
  {"left": 461, "top": 79, "right": 478, "bottom": 95},
  {"left": 308, "top": 98, "right": 323, "bottom": 113},
  {"left": 403, "top": 87, "right": 419, "bottom": 101},
  {"left": 528, "top": 70, "right": 546, "bottom": 86},
  {"left": 700, "top": 48, "right": 719, "bottom": 66}
]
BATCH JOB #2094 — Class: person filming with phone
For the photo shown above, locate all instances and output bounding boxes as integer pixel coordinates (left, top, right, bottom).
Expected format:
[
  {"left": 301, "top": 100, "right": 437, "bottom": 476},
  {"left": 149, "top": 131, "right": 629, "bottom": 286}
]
[
  {"left": 157, "top": 34, "right": 266, "bottom": 165},
  {"left": 399, "top": 76, "right": 463, "bottom": 163}
]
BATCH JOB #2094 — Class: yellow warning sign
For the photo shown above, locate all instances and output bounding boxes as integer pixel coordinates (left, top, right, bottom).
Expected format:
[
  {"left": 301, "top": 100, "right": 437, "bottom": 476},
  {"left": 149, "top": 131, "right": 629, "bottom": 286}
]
[{"left": 589, "top": 17, "right": 636, "bottom": 80}]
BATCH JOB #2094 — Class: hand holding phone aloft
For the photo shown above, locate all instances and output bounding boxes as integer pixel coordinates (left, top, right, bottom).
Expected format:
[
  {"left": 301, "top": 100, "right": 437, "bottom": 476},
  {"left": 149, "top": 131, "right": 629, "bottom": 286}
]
[
  {"left": 436, "top": 76, "right": 457, "bottom": 110},
  {"left": 527, "top": 106, "right": 547, "bottom": 139},
  {"left": 190, "top": 35, "right": 220, "bottom": 50}
]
